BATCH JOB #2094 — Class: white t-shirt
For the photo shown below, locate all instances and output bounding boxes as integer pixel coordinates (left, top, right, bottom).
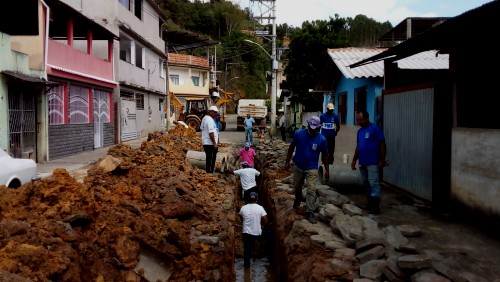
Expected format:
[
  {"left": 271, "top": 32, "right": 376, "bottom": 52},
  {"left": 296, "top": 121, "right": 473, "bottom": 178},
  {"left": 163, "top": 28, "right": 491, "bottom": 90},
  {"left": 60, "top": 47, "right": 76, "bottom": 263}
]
[
  {"left": 279, "top": 115, "right": 285, "bottom": 127},
  {"left": 234, "top": 168, "right": 260, "bottom": 190},
  {"left": 239, "top": 203, "right": 267, "bottom": 236},
  {"left": 200, "top": 115, "right": 218, "bottom": 145}
]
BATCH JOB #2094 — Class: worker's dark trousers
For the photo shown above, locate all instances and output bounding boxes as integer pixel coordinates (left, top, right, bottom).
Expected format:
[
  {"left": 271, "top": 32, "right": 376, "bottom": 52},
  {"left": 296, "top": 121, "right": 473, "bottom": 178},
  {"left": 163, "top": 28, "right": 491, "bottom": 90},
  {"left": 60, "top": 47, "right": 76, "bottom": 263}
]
[
  {"left": 242, "top": 233, "right": 258, "bottom": 267},
  {"left": 280, "top": 126, "right": 287, "bottom": 141},
  {"left": 203, "top": 145, "right": 218, "bottom": 173},
  {"left": 325, "top": 135, "right": 336, "bottom": 164}
]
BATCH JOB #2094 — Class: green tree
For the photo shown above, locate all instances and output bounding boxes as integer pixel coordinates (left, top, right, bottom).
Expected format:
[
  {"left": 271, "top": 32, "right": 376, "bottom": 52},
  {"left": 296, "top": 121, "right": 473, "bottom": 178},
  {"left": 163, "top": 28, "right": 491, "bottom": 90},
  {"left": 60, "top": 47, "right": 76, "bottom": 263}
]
[
  {"left": 156, "top": 0, "right": 392, "bottom": 103},
  {"left": 282, "top": 14, "right": 391, "bottom": 103},
  {"left": 282, "top": 16, "right": 349, "bottom": 103},
  {"left": 347, "top": 15, "right": 392, "bottom": 47}
]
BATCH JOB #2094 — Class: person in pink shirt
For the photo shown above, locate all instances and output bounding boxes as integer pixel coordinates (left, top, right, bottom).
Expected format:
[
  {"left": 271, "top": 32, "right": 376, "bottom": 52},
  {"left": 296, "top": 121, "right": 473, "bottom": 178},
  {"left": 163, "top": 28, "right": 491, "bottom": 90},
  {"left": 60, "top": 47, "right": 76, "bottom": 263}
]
[{"left": 234, "top": 142, "right": 257, "bottom": 168}]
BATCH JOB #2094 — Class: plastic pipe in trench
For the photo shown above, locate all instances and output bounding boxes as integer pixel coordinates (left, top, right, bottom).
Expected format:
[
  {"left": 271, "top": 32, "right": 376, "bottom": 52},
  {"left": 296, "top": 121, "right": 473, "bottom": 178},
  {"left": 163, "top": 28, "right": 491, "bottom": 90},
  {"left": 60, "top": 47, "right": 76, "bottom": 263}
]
[{"left": 186, "top": 150, "right": 228, "bottom": 172}]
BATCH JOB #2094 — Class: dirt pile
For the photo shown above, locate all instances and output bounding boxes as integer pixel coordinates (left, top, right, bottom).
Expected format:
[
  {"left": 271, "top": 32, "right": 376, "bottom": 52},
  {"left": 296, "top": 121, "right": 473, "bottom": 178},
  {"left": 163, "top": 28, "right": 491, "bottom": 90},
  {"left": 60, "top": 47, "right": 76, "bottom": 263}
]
[{"left": 0, "top": 126, "right": 236, "bottom": 282}]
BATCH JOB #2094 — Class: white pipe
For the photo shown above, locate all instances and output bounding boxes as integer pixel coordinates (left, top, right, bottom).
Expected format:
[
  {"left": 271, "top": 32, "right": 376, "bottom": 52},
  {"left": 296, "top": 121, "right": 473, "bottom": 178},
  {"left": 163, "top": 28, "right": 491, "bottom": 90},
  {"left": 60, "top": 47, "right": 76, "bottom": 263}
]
[
  {"left": 318, "top": 165, "right": 364, "bottom": 186},
  {"left": 186, "top": 150, "right": 228, "bottom": 172}
]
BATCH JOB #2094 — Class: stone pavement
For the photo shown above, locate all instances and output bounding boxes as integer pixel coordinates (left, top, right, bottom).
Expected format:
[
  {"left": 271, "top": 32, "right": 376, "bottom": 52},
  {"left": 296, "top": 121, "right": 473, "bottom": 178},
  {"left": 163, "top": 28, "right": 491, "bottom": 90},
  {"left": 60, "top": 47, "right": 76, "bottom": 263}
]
[{"left": 36, "top": 137, "right": 146, "bottom": 178}]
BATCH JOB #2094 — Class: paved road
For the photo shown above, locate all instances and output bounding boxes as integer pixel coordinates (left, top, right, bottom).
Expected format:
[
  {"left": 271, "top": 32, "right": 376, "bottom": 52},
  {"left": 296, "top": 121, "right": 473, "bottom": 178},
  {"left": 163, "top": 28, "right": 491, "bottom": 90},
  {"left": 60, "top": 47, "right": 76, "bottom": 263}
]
[
  {"left": 220, "top": 114, "right": 247, "bottom": 146},
  {"left": 220, "top": 113, "right": 278, "bottom": 146}
]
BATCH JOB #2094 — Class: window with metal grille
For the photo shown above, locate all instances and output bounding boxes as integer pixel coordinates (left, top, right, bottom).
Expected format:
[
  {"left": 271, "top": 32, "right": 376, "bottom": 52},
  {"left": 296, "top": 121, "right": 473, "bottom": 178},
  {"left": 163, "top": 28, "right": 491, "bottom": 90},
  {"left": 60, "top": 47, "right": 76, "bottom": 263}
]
[
  {"left": 69, "top": 85, "right": 90, "bottom": 124},
  {"left": 48, "top": 85, "right": 65, "bottom": 125},
  {"left": 170, "top": 74, "right": 179, "bottom": 85},
  {"left": 136, "top": 93, "right": 144, "bottom": 110}
]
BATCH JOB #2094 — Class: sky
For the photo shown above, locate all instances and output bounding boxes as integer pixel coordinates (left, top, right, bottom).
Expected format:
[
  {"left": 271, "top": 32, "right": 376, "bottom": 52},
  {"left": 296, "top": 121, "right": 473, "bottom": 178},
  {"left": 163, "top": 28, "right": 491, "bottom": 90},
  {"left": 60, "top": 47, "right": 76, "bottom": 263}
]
[{"left": 230, "top": 0, "right": 494, "bottom": 27}]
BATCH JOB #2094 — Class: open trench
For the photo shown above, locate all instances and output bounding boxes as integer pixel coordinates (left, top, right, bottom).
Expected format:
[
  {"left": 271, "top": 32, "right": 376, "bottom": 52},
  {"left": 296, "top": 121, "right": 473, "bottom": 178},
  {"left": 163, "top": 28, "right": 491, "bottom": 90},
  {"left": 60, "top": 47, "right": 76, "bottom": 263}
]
[
  {"left": 228, "top": 139, "right": 296, "bottom": 282},
  {"left": 7, "top": 128, "right": 499, "bottom": 281},
  {"left": 90, "top": 132, "right": 500, "bottom": 281},
  {"left": 226, "top": 150, "right": 279, "bottom": 281}
]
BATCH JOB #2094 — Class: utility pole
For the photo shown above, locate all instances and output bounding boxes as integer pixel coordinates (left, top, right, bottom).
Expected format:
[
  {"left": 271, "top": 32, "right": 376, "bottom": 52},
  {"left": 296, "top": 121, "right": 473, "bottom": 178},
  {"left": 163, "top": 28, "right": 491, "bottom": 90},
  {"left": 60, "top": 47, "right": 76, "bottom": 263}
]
[{"left": 249, "top": 0, "right": 277, "bottom": 128}]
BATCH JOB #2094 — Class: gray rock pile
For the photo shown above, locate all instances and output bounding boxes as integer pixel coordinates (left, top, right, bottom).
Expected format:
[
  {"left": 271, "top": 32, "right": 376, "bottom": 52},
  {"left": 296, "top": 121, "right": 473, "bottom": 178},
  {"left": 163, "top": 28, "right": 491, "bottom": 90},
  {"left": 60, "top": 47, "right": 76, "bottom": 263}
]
[{"left": 255, "top": 138, "right": 487, "bottom": 282}]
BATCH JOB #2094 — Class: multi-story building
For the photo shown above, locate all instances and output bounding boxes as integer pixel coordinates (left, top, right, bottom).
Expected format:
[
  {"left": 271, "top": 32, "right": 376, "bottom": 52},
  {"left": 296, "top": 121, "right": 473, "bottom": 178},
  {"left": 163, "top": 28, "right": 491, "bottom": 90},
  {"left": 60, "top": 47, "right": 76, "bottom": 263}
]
[
  {"left": 116, "top": 0, "right": 168, "bottom": 141},
  {"left": 53, "top": 0, "right": 168, "bottom": 144},
  {"left": 2, "top": 0, "right": 118, "bottom": 161},
  {"left": 0, "top": 1, "right": 52, "bottom": 160},
  {"left": 44, "top": 0, "right": 118, "bottom": 160},
  {"left": 2, "top": 0, "right": 218, "bottom": 161},
  {"left": 163, "top": 31, "right": 219, "bottom": 129}
]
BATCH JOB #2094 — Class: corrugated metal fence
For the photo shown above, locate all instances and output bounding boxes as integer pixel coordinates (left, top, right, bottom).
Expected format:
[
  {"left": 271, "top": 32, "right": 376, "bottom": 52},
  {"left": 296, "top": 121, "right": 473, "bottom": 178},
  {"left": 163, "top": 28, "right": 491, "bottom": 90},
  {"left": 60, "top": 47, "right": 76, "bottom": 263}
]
[{"left": 383, "top": 87, "right": 434, "bottom": 201}]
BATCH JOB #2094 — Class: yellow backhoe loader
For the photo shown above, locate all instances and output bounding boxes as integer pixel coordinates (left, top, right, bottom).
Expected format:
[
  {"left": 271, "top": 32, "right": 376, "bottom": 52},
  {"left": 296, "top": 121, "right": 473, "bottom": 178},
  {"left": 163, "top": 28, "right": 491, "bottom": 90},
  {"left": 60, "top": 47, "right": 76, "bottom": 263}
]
[{"left": 167, "top": 92, "right": 234, "bottom": 131}]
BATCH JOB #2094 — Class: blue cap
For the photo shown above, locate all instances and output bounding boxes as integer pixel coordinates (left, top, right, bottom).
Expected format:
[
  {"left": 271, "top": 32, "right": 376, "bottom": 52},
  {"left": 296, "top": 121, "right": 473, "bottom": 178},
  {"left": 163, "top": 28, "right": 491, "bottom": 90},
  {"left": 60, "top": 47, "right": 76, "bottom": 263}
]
[
  {"left": 249, "top": 192, "right": 258, "bottom": 199},
  {"left": 245, "top": 142, "right": 251, "bottom": 148},
  {"left": 241, "top": 161, "right": 249, "bottom": 167},
  {"left": 307, "top": 116, "right": 322, "bottom": 129}
]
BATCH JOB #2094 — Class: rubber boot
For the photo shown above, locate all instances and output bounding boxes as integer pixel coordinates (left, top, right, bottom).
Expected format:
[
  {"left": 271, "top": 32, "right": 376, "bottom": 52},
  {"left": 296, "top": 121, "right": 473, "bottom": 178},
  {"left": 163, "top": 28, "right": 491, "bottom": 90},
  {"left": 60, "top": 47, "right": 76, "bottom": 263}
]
[
  {"left": 361, "top": 195, "right": 372, "bottom": 211},
  {"left": 369, "top": 197, "right": 380, "bottom": 215}
]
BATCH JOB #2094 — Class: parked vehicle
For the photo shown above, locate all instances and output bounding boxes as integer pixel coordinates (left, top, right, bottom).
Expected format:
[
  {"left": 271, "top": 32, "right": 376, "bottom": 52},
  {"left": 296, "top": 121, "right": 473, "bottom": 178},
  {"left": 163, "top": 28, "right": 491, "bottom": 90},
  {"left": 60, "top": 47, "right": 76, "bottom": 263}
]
[
  {"left": 0, "top": 148, "right": 38, "bottom": 188},
  {"left": 168, "top": 93, "right": 232, "bottom": 131},
  {"left": 236, "top": 99, "right": 268, "bottom": 131}
]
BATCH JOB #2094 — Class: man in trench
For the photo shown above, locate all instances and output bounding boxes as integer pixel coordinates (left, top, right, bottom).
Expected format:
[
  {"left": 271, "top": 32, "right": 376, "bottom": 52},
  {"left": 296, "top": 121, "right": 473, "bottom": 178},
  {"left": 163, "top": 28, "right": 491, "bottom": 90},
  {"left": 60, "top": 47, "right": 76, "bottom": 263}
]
[
  {"left": 239, "top": 192, "right": 268, "bottom": 268},
  {"left": 225, "top": 161, "right": 260, "bottom": 203}
]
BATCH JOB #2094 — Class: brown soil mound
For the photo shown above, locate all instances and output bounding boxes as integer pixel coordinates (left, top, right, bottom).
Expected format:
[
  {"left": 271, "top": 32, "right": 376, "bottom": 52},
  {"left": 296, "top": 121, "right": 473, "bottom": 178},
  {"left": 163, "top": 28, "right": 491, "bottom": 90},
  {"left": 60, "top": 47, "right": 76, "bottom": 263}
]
[{"left": 0, "top": 126, "right": 236, "bottom": 281}]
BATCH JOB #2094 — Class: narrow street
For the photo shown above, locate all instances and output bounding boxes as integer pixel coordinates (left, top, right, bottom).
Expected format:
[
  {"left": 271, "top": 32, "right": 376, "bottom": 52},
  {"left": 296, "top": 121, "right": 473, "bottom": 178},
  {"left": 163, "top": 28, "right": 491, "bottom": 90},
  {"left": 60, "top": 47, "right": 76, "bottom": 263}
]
[{"left": 29, "top": 113, "right": 500, "bottom": 281}]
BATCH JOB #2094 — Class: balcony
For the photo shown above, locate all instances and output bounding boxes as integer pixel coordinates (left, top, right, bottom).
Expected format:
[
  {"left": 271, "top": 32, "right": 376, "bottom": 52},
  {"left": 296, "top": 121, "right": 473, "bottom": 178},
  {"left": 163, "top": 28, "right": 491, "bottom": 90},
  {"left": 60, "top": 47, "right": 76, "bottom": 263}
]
[{"left": 47, "top": 39, "right": 113, "bottom": 81}]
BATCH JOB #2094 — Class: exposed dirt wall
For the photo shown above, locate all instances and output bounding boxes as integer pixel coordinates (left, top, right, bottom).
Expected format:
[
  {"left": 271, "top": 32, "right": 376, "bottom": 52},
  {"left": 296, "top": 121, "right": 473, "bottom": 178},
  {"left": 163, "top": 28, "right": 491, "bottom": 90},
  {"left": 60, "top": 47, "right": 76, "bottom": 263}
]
[{"left": 0, "top": 127, "right": 237, "bottom": 281}]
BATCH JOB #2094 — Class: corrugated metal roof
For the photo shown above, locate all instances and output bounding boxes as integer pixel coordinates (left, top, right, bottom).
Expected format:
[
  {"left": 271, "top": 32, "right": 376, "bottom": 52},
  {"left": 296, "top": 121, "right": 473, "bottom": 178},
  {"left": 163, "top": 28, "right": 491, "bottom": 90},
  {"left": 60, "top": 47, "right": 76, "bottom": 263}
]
[
  {"left": 396, "top": 50, "right": 449, "bottom": 69},
  {"left": 349, "top": 1, "right": 498, "bottom": 69},
  {"left": 328, "top": 48, "right": 449, "bottom": 78},
  {"left": 327, "top": 48, "right": 387, "bottom": 79}
]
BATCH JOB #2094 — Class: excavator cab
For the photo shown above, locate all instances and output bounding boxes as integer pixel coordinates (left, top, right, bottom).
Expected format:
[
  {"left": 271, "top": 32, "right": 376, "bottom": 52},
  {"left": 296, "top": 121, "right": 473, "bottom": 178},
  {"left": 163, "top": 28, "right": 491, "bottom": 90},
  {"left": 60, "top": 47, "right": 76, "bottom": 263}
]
[
  {"left": 183, "top": 98, "right": 208, "bottom": 131},
  {"left": 167, "top": 91, "right": 234, "bottom": 132}
]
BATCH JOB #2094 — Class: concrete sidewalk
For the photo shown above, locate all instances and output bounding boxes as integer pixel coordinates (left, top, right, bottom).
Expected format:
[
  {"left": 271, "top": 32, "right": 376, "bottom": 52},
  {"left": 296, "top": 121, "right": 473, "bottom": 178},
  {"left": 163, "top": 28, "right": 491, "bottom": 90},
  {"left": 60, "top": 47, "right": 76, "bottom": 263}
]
[{"left": 37, "top": 137, "right": 146, "bottom": 178}]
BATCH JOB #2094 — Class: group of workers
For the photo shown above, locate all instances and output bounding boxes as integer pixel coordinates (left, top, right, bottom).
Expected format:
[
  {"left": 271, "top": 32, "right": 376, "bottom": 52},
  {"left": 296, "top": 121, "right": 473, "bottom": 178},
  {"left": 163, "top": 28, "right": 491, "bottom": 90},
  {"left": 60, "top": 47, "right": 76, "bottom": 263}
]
[{"left": 201, "top": 103, "right": 387, "bottom": 267}]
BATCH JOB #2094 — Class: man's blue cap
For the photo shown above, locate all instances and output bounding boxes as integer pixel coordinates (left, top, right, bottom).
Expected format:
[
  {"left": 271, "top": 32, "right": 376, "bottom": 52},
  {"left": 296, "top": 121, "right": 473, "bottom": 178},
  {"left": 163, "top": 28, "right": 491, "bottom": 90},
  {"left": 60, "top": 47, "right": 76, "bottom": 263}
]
[
  {"left": 245, "top": 141, "right": 251, "bottom": 148},
  {"left": 249, "top": 192, "right": 258, "bottom": 199},
  {"left": 307, "top": 116, "right": 322, "bottom": 129},
  {"left": 241, "top": 161, "right": 249, "bottom": 167}
]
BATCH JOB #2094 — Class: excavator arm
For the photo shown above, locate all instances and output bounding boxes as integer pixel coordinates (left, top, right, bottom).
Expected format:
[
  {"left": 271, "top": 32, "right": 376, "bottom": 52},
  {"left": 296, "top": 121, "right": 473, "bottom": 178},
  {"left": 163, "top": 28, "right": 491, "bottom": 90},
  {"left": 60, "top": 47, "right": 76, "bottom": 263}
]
[
  {"left": 167, "top": 92, "right": 184, "bottom": 113},
  {"left": 215, "top": 98, "right": 233, "bottom": 107}
]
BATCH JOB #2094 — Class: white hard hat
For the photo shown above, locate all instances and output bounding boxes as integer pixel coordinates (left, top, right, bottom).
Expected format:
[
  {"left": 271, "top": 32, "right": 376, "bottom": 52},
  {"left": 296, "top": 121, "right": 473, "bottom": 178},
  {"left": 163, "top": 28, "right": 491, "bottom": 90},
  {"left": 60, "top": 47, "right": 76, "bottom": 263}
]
[{"left": 209, "top": 106, "right": 219, "bottom": 112}]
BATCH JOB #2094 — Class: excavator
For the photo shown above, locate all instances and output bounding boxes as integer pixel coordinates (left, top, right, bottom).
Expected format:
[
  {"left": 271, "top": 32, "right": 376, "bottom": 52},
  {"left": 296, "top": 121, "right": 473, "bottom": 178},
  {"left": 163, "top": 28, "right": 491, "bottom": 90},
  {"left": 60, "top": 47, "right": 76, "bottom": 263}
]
[{"left": 167, "top": 91, "right": 234, "bottom": 131}]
